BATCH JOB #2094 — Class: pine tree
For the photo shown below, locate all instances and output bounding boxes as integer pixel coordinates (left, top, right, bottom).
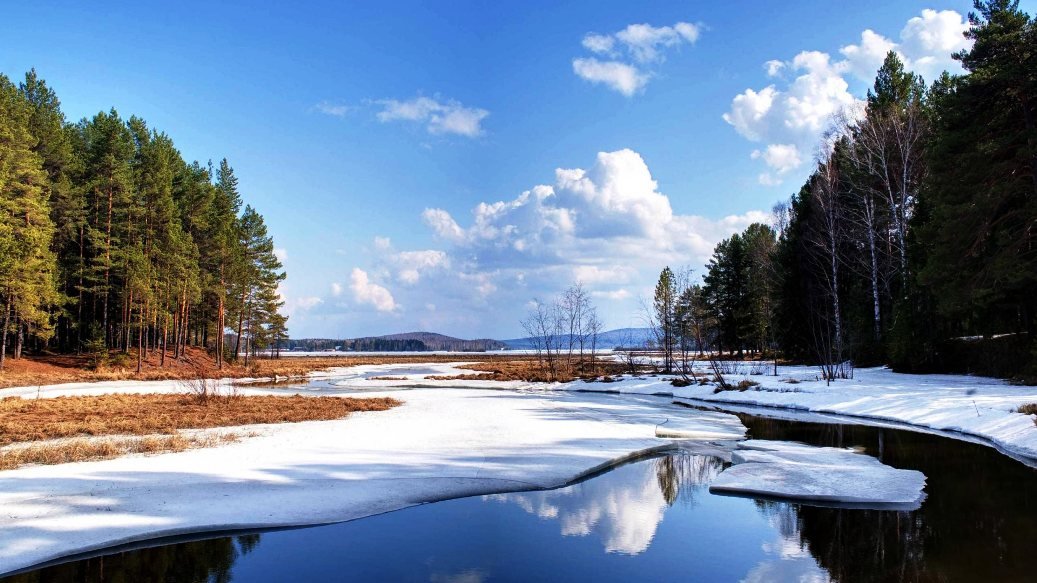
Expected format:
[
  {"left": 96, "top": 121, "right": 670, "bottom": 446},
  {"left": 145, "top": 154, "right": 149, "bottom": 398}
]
[
  {"left": 653, "top": 267, "right": 676, "bottom": 372},
  {"left": 0, "top": 75, "right": 60, "bottom": 368},
  {"left": 917, "top": 0, "right": 1037, "bottom": 344},
  {"left": 0, "top": 69, "right": 289, "bottom": 369},
  {"left": 18, "top": 70, "right": 82, "bottom": 350}
]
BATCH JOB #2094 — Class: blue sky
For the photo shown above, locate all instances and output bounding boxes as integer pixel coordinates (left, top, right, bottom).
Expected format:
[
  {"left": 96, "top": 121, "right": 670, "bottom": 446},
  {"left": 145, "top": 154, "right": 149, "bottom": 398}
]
[{"left": 4, "top": 1, "right": 1029, "bottom": 338}]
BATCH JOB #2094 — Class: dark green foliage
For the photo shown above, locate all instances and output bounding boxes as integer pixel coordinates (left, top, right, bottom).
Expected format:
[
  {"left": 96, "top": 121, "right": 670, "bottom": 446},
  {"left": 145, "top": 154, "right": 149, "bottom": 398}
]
[
  {"left": 755, "top": 1, "right": 1037, "bottom": 379},
  {"left": 913, "top": 1, "right": 1037, "bottom": 361},
  {"left": 702, "top": 223, "right": 776, "bottom": 357},
  {"left": 0, "top": 69, "right": 288, "bottom": 367}
]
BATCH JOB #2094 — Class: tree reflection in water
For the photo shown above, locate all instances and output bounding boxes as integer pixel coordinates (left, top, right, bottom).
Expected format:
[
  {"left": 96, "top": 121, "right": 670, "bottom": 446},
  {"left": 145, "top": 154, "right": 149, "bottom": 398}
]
[
  {"left": 6, "top": 413, "right": 1037, "bottom": 582},
  {"left": 4, "top": 534, "right": 260, "bottom": 583},
  {"left": 654, "top": 451, "right": 725, "bottom": 507},
  {"left": 740, "top": 414, "right": 1037, "bottom": 582}
]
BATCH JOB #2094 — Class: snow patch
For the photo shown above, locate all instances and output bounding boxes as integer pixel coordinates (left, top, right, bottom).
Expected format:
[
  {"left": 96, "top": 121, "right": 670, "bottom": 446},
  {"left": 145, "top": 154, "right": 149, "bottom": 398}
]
[
  {"left": 710, "top": 440, "right": 926, "bottom": 509},
  {"left": 654, "top": 409, "right": 746, "bottom": 440}
]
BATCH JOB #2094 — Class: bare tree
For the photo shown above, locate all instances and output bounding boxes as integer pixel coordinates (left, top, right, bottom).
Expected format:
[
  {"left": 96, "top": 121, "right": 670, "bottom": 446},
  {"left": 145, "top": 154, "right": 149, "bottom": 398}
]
[
  {"left": 844, "top": 102, "right": 926, "bottom": 291},
  {"left": 560, "top": 282, "right": 592, "bottom": 371},
  {"left": 585, "top": 306, "right": 602, "bottom": 374},
  {"left": 806, "top": 144, "right": 846, "bottom": 367},
  {"left": 521, "top": 299, "right": 555, "bottom": 378},
  {"left": 521, "top": 283, "right": 601, "bottom": 380}
]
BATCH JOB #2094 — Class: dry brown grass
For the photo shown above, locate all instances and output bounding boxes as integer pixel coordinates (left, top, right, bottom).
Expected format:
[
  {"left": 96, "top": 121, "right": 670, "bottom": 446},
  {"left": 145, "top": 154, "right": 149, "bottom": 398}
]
[
  {"left": 0, "top": 351, "right": 567, "bottom": 389},
  {"left": 0, "top": 394, "right": 400, "bottom": 446},
  {"left": 0, "top": 347, "right": 253, "bottom": 389},
  {"left": 451, "top": 358, "right": 628, "bottom": 382},
  {"left": 1019, "top": 403, "right": 1037, "bottom": 426},
  {"left": 0, "top": 433, "right": 244, "bottom": 470}
]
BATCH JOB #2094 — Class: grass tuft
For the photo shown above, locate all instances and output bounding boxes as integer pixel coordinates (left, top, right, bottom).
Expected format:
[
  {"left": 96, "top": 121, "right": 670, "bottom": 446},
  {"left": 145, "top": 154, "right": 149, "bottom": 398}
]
[
  {"left": 1018, "top": 403, "right": 1037, "bottom": 426},
  {"left": 0, "top": 433, "right": 243, "bottom": 470}
]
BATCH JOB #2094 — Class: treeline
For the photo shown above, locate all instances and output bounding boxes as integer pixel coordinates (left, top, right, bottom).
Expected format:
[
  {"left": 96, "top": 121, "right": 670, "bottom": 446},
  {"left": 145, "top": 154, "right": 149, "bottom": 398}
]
[
  {"left": 659, "top": 2, "right": 1037, "bottom": 380},
  {"left": 0, "top": 70, "right": 286, "bottom": 370},
  {"left": 285, "top": 335, "right": 506, "bottom": 352}
]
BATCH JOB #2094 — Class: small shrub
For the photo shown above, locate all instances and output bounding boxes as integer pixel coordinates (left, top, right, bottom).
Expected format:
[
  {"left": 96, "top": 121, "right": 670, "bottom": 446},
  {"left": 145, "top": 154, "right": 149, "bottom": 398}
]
[
  {"left": 712, "top": 379, "right": 760, "bottom": 394},
  {"left": 109, "top": 352, "right": 133, "bottom": 368},
  {"left": 1018, "top": 403, "right": 1037, "bottom": 415},
  {"left": 670, "top": 378, "right": 691, "bottom": 387}
]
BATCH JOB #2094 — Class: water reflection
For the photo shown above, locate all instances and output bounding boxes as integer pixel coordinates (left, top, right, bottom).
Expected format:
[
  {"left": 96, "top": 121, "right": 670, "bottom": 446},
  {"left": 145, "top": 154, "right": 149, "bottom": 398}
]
[
  {"left": 5, "top": 534, "right": 260, "bottom": 583},
  {"left": 485, "top": 454, "right": 724, "bottom": 554},
  {"left": 8, "top": 414, "right": 1037, "bottom": 582},
  {"left": 742, "top": 415, "right": 1037, "bottom": 582}
]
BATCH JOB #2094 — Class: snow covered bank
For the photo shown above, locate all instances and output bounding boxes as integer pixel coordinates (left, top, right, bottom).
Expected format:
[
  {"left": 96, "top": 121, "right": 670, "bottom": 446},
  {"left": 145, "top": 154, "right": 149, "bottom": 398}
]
[
  {"left": 710, "top": 440, "right": 926, "bottom": 509},
  {"left": 552, "top": 366, "right": 1037, "bottom": 463},
  {"left": 654, "top": 409, "right": 746, "bottom": 440},
  {"left": 0, "top": 384, "right": 741, "bottom": 576}
]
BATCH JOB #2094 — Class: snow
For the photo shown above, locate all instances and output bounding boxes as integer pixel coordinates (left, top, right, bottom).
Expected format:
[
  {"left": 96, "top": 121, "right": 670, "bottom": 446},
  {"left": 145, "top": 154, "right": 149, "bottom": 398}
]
[
  {"left": 4, "top": 360, "right": 1033, "bottom": 574},
  {"left": 654, "top": 408, "right": 746, "bottom": 440},
  {"left": 550, "top": 365, "right": 1037, "bottom": 463},
  {"left": 709, "top": 440, "right": 926, "bottom": 509},
  {"left": 0, "top": 378, "right": 743, "bottom": 576}
]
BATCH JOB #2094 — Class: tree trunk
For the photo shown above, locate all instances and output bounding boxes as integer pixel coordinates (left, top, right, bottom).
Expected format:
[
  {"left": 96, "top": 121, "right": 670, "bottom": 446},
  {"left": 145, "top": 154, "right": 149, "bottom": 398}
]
[
  {"left": 216, "top": 294, "right": 224, "bottom": 369},
  {"left": 103, "top": 182, "right": 115, "bottom": 348},
  {"left": 160, "top": 311, "right": 168, "bottom": 367},
  {"left": 136, "top": 303, "right": 143, "bottom": 374},
  {"left": 14, "top": 317, "right": 23, "bottom": 360},
  {"left": 77, "top": 225, "right": 85, "bottom": 353},
  {"left": 867, "top": 206, "right": 882, "bottom": 343},
  {"left": 831, "top": 237, "right": 843, "bottom": 362},
  {"left": 234, "top": 287, "right": 247, "bottom": 361},
  {"left": 0, "top": 295, "right": 11, "bottom": 370}
]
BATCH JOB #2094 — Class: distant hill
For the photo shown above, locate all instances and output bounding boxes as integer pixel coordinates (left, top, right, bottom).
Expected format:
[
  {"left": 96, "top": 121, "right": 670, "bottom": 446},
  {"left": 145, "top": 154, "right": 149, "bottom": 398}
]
[
  {"left": 359, "top": 332, "right": 507, "bottom": 352},
  {"left": 501, "top": 327, "right": 655, "bottom": 350},
  {"left": 286, "top": 332, "right": 506, "bottom": 352},
  {"left": 287, "top": 328, "right": 655, "bottom": 352}
]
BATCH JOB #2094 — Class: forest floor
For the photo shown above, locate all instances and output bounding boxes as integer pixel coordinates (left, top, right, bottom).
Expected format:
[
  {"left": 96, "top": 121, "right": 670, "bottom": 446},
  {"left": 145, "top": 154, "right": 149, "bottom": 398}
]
[{"left": 0, "top": 347, "right": 252, "bottom": 389}]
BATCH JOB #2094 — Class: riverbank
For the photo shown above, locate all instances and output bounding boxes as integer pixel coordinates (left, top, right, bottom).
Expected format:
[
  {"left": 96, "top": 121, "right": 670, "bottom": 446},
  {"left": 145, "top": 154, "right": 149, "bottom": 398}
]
[
  {"left": 1, "top": 361, "right": 1031, "bottom": 576},
  {"left": 0, "top": 376, "right": 736, "bottom": 576},
  {"left": 0, "top": 350, "right": 594, "bottom": 389},
  {"left": 548, "top": 365, "right": 1037, "bottom": 462}
]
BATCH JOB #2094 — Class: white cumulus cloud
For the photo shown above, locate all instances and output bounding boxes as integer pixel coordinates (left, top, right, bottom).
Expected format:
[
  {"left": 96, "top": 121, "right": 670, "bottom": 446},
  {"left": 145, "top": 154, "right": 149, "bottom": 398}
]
[
  {"left": 724, "top": 8, "right": 971, "bottom": 186},
  {"left": 305, "top": 150, "right": 768, "bottom": 337},
  {"left": 394, "top": 249, "right": 449, "bottom": 284},
  {"left": 751, "top": 144, "right": 802, "bottom": 173},
  {"left": 350, "top": 268, "right": 397, "bottom": 312}
]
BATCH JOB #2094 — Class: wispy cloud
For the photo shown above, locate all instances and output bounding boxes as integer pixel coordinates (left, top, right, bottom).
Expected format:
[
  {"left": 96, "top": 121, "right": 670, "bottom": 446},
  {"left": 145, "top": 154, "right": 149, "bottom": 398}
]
[
  {"left": 573, "top": 22, "right": 703, "bottom": 96},
  {"left": 313, "top": 101, "right": 354, "bottom": 117},
  {"left": 375, "top": 95, "right": 489, "bottom": 137}
]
